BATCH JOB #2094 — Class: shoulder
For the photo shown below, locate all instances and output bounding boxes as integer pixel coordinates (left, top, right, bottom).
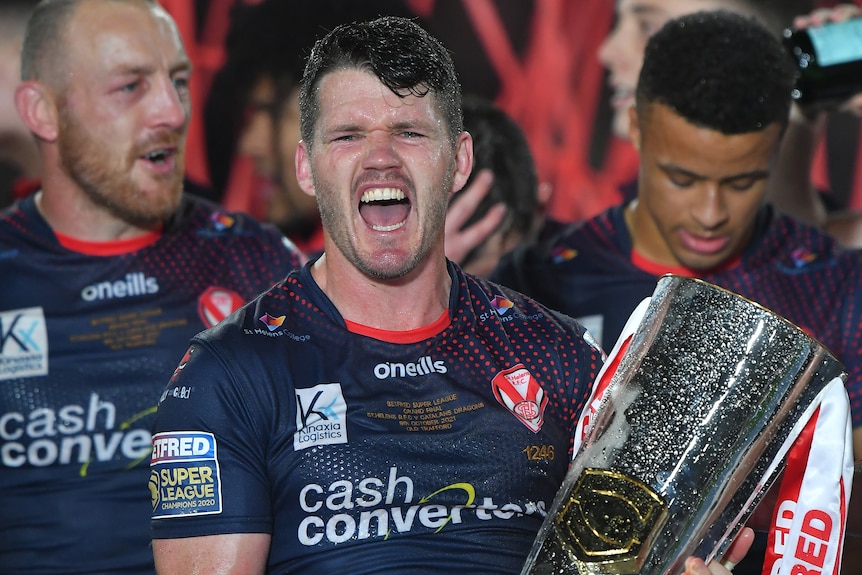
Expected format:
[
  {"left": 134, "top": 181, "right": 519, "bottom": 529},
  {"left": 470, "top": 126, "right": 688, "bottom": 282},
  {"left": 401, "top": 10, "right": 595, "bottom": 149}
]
[
  {"left": 171, "top": 195, "right": 305, "bottom": 266},
  {"left": 466, "top": 272, "right": 604, "bottom": 356}
]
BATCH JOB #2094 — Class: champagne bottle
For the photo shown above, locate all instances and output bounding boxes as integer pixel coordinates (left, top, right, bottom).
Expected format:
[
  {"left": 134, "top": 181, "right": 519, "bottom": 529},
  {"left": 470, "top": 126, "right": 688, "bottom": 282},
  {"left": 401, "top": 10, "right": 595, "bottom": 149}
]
[{"left": 783, "top": 18, "right": 862, "bottom": 105}]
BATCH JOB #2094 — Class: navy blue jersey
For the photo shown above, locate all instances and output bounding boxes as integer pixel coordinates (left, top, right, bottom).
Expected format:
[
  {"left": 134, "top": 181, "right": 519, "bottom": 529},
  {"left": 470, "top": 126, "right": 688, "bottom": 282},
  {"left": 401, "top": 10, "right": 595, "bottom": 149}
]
[
  {"left": 150, "top": 262, "right": 603, "bottom": 574},
  {"left": 0, "top": 194, "right": 303, "bottom": 575},
  {"left": 491, "top": 204, "right": 862, "bottom": 429}
]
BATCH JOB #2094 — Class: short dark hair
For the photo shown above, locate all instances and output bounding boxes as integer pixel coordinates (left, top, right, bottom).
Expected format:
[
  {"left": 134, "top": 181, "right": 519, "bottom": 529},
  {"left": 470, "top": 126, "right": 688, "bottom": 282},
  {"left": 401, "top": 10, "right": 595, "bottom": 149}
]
[
  {"left": 299, "top": 16, "right": 463, "bottom": 148},
  {"left": 453, "top": 95, "right": 540, "bottom": 268},
  {"left": 636, "top": 10, "right": 795, "bottom": 135}
]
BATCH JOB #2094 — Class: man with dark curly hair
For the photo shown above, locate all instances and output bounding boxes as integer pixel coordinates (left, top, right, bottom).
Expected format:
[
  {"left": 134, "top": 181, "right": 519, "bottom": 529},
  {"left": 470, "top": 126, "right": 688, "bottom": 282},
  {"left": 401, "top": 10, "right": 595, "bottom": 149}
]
[{"left": 491, "top": 10, "right": 858, "bottom": 574}]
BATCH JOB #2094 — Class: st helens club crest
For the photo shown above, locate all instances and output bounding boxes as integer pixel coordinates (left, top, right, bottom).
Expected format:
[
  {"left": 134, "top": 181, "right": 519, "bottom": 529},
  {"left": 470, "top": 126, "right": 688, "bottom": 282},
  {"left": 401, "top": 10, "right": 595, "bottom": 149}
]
[
  {"left": 197, "top": 286, "right": 245, "bottom": 328},
  {"left": 492, "top": 364, "right": 548, "bottom": 432}
]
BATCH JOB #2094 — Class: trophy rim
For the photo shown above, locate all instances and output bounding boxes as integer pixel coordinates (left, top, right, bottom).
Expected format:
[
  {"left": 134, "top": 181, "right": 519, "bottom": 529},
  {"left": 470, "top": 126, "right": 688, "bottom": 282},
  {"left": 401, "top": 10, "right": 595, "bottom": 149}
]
[{"left": 659, "top": 274, "right": 844, "bottom": 367}]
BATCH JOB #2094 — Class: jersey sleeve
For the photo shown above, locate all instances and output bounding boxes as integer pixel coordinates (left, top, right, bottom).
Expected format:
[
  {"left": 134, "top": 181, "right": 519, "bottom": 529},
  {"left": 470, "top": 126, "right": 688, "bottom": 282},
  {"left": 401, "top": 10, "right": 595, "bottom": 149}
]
[{"left": 150, "top": 338, "right": 275, "bottom": 538}]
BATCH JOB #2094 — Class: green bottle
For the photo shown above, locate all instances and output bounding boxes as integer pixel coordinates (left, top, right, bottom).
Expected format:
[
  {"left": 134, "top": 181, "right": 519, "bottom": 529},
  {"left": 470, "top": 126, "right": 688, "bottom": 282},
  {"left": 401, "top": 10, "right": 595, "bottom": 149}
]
[{"left": 783, "top": 18, "right": 862, "bottom": 106}]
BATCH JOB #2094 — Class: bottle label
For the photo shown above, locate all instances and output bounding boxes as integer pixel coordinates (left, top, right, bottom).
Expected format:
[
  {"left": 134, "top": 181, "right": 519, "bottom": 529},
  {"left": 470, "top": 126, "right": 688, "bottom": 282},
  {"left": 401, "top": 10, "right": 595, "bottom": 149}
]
[{"left": 809, "top": 19, "right": 862, "bottom": 67}]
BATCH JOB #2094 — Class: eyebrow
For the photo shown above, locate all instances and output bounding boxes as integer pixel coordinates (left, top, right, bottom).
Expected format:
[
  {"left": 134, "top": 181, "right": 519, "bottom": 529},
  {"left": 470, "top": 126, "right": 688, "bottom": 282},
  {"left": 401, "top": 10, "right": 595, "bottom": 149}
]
[
  {"left": 659, "top": 163, "right": 770, "bottom": 183},
  {"left": 110, "top": 60, "right": 192, "bottom": 78}
]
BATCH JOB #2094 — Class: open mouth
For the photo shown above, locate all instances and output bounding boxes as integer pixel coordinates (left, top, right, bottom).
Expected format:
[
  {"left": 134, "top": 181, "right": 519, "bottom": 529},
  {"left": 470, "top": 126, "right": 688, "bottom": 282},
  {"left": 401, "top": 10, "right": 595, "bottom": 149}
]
[
  {"left": 359, "top": 187, "right": 410, "bottom": 232},
  {"left": 142, "top": 148, "right": 173, "bottom": 164}
]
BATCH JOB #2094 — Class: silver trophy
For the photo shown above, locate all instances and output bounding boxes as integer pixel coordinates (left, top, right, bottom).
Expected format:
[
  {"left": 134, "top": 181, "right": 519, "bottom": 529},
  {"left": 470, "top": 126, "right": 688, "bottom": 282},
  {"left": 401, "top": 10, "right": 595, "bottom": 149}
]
[{"left": 522, "top": 275, "right": 847, "bottom": 575}]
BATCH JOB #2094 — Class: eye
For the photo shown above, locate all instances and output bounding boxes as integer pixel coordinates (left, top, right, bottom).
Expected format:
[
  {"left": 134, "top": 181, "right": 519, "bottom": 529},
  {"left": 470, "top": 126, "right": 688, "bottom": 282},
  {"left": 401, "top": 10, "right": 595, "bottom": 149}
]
[
  {"left": 119, "top": 81, "right": 139, "bottom": 93},
  {"left": 172, "top": 75, "right": 191, "bottom": 95},
  {"left": 727, "top": 177, "right": 758, "bottom": 191},
  {"left": 667, "top": 172, "right": 695, "bottom": 188}
]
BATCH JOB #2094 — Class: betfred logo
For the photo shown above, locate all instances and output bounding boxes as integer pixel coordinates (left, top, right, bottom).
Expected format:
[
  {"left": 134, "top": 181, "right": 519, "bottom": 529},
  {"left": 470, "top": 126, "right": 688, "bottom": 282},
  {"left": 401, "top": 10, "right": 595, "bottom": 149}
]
[{"left": 491, "top": 364, "right": 548, "bottom": 433}]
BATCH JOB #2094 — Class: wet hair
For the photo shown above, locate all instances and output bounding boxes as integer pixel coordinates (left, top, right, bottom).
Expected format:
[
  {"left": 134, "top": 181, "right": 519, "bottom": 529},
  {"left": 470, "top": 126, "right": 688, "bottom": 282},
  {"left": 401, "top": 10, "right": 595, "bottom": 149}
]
[
  {"left": 453, "top": 95, "right": 540, "bottom": 268},
  {"left": 299, "top": 16, "right": 462, "bottom": 148},
  {"left": 636, "top": 10, "right": 795, "bottom": 135},
  {"left": 21, "top": 0, "right": 157, "bottom": 83}
]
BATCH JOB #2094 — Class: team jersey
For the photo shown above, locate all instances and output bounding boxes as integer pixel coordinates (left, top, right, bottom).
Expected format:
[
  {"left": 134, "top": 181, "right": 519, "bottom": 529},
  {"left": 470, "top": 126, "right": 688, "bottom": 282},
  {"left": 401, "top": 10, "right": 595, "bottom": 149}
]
[
  {"left": 490, "top": 203, "right": 862, "bottom": 429},
  {"left": 150, "top": 262, "right": 603, "bottom": 574},
  {"left": 0, "top": 193, "right": 304, "bottom": 575}
]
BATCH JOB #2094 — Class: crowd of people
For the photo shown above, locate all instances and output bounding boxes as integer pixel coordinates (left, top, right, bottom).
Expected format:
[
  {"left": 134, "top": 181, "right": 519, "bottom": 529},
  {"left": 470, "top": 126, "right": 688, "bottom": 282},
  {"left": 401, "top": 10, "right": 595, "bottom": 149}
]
[{"left": 0, "top": 0, "right": 860, "bottom": 574}]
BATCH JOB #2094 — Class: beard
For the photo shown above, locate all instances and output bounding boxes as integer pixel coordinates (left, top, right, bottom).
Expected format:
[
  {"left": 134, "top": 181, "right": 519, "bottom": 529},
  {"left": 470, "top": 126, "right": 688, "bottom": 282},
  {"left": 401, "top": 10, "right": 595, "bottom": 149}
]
[
  {"left": 315, "top": 170, "right": 450, "bottom": 281},
  {"left": 57, "top": 108, "right": 185, "bottom": 229}
]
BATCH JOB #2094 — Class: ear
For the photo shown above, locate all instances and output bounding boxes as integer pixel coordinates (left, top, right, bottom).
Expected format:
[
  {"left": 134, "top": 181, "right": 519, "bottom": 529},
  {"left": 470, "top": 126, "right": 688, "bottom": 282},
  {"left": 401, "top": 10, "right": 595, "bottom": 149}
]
[
  {"left": 15, "top": 81, "right": 59, "bottom": 142},
  {"left": 295, "top": 139, "right": 316, "bottom": 196},
  {"left": 627, "top": 105, "right": 641, "bottom": 153},
  {"left": 449, "top": 131, "right": 474, "bottom": 195}
]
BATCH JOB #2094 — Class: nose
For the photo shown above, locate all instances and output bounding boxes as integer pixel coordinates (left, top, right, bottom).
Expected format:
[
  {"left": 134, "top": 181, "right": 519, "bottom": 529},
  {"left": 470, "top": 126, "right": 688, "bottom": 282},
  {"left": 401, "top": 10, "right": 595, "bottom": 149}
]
[
  {"left": 691, "top": 185, "right": 729, "bottom": 230},
  {"left": 597, "top": 24, "right": 622, "bottom": 69},
  {"left": 361, "top": 131, "right": 402, "bottom": 170},
  {"left": 150, "top": 75, "right": 189, "bottom": 131}
]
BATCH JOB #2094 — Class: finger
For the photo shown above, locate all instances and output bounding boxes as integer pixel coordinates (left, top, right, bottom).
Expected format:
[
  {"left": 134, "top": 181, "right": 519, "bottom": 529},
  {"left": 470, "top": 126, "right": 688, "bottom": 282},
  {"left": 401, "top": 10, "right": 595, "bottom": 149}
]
[
  {"left": 444, "top": 203, "right": 506, "bottom": 264},
  {"left": 446, "top": 170, "right": 494, "bottom": 230},
  {"left": 721, "top": 526, "right": 755, "bottom": 571},
  {"left": 794, "top": 4, "right": 861, "bottom": 28},
  {"left": 681, "top": 527, "right": 755, "bottom": 575}
]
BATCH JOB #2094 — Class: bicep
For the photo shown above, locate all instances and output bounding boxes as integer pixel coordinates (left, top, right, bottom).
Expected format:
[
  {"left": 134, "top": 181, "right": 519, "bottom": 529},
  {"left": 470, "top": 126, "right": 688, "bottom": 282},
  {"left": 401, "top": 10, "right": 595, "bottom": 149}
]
[{"left": 153, "top": 533, "right": 271, "bottom": 575}]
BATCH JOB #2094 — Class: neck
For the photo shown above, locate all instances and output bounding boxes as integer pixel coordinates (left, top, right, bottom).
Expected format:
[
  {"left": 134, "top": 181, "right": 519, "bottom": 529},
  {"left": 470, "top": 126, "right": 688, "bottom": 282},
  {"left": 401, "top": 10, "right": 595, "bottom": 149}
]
[
  {"left": 36, "top": 180, "right": 153, "bottom": 242},
  {"left": 311, "top": 249, "right": 451, "bottom": 332}
]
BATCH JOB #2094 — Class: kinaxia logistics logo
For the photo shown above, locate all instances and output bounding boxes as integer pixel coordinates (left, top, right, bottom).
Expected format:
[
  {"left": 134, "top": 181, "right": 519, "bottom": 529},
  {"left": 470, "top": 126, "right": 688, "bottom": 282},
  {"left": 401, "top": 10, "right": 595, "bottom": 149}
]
[
  {"left": 295, "top": 383, "right": 348, "bottom": 451},
  {"left": 0, "top": 307, "right": 48, "bottom": 381},
  {"left": 150, "top": 431, "right": 222, "bottom": 518}
]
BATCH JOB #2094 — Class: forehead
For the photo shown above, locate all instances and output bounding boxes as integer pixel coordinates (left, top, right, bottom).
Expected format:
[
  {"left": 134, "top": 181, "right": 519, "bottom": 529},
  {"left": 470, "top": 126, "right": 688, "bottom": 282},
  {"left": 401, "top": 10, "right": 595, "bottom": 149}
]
[
  {"left": 65, "top": 1, "right": 188, "bottom": 76},
  {"left": 315, "top": 68, "right": 443, "bottom": 127},
  {"left": 641, "top": 103, "right": 781, "bottom": 174},
  {"left": 617, "top": 0, "right": 743, "bottom": 19}
]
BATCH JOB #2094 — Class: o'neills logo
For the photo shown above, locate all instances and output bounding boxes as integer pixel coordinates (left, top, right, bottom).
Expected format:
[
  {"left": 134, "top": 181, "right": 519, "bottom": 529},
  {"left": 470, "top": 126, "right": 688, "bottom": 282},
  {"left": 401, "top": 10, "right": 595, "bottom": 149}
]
[
  {"left": 81, "top": 272, "right": 159, "bottom": 302},
  {"left": 373, "top": 356, "right": 447, "bottom": 379}
]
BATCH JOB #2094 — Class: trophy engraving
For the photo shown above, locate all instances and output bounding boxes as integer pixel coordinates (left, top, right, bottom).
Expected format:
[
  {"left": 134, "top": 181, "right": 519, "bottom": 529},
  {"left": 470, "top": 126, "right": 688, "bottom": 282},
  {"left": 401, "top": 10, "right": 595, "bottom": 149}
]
[{"left": 558, "top": 468, "right": 667, "bottom": 569}]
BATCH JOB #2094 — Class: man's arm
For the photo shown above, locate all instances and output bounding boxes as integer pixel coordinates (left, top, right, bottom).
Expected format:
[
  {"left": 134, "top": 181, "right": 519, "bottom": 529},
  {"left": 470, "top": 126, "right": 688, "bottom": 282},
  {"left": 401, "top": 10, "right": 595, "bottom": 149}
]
[{"left": 153, "top": 533, "right": 271, "bottom": 575}]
